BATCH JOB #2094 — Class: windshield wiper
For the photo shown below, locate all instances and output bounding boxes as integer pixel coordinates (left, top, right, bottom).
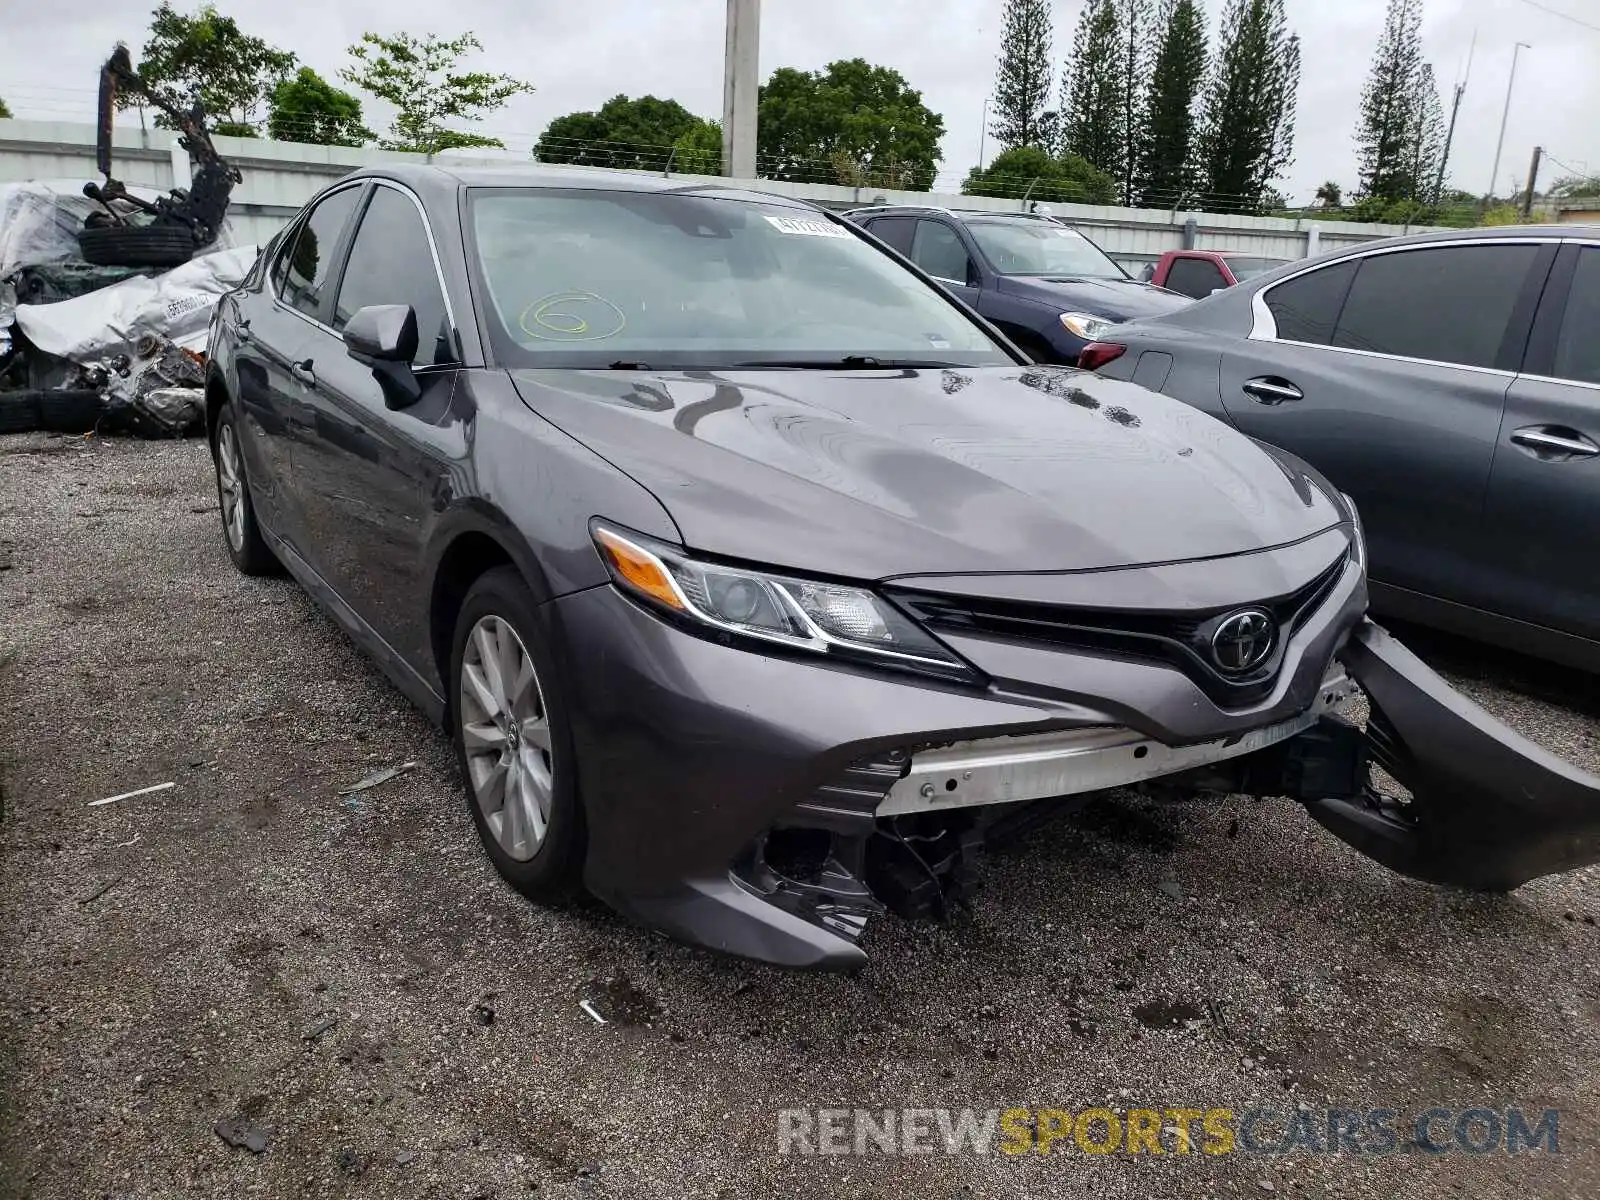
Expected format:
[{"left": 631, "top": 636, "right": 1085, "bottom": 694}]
[
  {"left": 727, "top": 355, "right": 963, "bottom": 370},
  {"left": 607, "top": 360, "right": 654, "bottom": 370}
]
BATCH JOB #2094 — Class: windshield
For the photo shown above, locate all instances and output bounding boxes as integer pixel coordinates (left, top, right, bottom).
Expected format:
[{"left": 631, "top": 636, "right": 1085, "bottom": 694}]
[
  {"left": 1225, "top": 256, "right": 1289, "bottom": 282},
  {"left": 967, "top": 221, "right": 1127, "bottom": 279},
  {"left": 467, "top": 189, "right": 1013, "bottom": 369}
]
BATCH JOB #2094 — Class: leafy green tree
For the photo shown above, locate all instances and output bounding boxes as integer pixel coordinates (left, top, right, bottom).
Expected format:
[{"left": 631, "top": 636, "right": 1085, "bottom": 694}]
[
  {"left": 267, "top": 68, "right": 372, "bottom": 146},
  {"left": 757, "top": 60, "right": 944, "bottom": 190},
  {"left": 1194, "top": 0, "right": 1299, "bottom": 213},
  {"left": 0, "top": 96, "right": 11, "bottom": 119},
  {"left": 343, "top": 31, "right": 533, "bottom": 154},
  {"left": 1134, "top": 0, "right": 1208, "bottom": 208},
  {"left": 130, "top": 2, "right": 296, "bottom": 135},
  {"left": 672, "top": 119, "right": 723, "bottom": 175},
  {"left": 1315, "top": 179, "right": 1343, "bottom": 207},
  {"left": 1060, "top": 0, "right": 1125, "bottom": 185},
  {"left": 1354, "top": 0, "right": 1435, "bottom": 203},
  {"left": 536, "top": 95, "right": 703, "bottom": 170},
  {"left": 990, "top": 0, "right": 1056, "bottom": 151},
  {"left": 1552, "top": 175, "right": 1600, "bottom": 199},
  {"left": 962, "top": 144, "right": 1117, "bottom": 205}
]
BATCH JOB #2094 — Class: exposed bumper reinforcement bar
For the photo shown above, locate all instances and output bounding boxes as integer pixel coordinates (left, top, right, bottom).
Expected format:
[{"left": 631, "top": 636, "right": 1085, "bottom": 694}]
[{"left": 877, "top": 672, "right": 1357, "bottom": 817}]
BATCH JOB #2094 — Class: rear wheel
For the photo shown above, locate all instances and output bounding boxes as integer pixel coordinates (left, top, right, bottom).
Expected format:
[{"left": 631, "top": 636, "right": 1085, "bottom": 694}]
[
  {"left": 451, "top": 568, "right": 584, "bottom": 898},
  {"left": 212, "top": 410, "right": 278, "bottom": 575}
]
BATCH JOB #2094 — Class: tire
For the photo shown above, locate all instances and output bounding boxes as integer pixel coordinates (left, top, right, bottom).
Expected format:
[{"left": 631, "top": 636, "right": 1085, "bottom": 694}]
[
  {"left": 211, "top": 408, "right": 278, "bottom": 575},
  {"left": 450, "top": 567, "right": 585, "bottom": 899},
  {"left": 36, "top": 389, "right": 105, "bottom": 434},
  {"left": 0, "top": 392, "right": 42, "bottom": 434},
  {"left": 78, "top": 223, "right": 195, "bottom": 268}
]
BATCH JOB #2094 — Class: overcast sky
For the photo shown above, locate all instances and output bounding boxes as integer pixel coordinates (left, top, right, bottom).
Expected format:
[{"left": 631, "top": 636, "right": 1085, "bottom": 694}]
[{"left": 2, "top": 0, "right": 1596, "bottom": 203}]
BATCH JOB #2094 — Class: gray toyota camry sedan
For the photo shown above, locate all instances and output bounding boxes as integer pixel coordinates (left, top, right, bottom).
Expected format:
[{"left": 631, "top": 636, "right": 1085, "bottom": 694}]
[{"left": 204, "top": 165, "right": 1600, "bottom": 968}]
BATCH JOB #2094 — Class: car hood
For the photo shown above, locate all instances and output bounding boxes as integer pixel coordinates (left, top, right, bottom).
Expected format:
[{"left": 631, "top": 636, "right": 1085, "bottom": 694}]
[
  {"left": 995, "top": 274, "right": 1192, "bottom": 321},
  {"left": 508, "top": 365, "right": 1344, "bottom": 580}
]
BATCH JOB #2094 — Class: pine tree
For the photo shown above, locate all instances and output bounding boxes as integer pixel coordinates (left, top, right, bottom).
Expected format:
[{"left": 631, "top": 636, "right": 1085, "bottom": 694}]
[
  {"left": 1354, "top": 0, "right": 1425, "bottom": 203},
  {"left": 1113, "top": 0, "right": 1155, "bottom": 205},
  {"left": 1194, "top": 0, "right": 1300, "bottom": 213},
  {"left": 1406, "top": 62, "right": 1446, "bottom": 204},
  {"left": 990, "top": 0, "right": 1056, "bottom": 150},
  {"left": 1061, "top": 0, "right": 1126, "bottom": 185},
  {"left": 1134, "top": 0, "right": 1208, "bottom": 208}
]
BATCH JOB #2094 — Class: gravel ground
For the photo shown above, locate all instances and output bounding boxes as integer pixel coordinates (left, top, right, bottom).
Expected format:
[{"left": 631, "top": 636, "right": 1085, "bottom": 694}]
[{"left": 1, "top": 431, "right": 1597, "bottom": 1200}]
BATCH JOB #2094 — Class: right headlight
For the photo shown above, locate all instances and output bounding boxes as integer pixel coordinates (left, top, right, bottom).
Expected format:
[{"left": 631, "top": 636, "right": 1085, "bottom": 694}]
[{"left": 591, "top": 522, "right": 980, "bottom": 682}]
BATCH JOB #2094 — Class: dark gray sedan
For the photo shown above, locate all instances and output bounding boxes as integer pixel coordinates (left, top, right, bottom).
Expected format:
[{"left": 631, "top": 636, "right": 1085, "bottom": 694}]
[
  {"left": 1080, "top": 226, "right": 1600, "bottom": 671},
  {"left": 204, "top": 167, "right": 1600, "bottom": 968}
]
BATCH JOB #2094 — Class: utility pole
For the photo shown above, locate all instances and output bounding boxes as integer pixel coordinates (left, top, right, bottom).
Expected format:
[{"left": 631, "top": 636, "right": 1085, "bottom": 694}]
[
  {"left": 721, "top": 0, "right": 760, "bottom": 179},
  {"left": 1488, "top": 41, "right": 1529, "bottom": 203},
  {"left": 1433, "top": 29, "right": 1473, "bottom": 205},
  {"left": 977, "top": 97, "right": 990, "bottom": 172},
  {"left": 1523, "top": 145, "right": 1543, "bottom": 219}
]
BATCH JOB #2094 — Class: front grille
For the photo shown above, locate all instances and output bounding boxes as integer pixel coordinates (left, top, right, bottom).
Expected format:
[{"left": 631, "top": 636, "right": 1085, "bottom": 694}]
[{"left": 890, "top": 552, "right": 1348, "bottom": 708}]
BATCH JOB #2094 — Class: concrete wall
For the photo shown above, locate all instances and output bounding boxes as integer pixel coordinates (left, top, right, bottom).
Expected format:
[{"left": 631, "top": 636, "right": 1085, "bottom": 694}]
[{"left": 0, "top": 117, "right": 1441, "bottom": 264}]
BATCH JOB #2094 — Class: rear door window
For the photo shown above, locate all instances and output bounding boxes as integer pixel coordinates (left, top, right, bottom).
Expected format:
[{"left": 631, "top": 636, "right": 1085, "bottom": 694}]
[
  {"left": 1263, "top": 259, "right": 1358, "bottom": 345},
  {"left": 1331, "top": 244, "right": 1540, "bottom": 369},
  {"left": 279, "top": 185, "right": 362, "bottom": 321},
  {"left": 865, "top": 216, "right": 915, "bottom": 256},
  {"left": 1552, "top": 246, "right": 1600, "bottom": 385},
  {"left": 1165, "top": 256, "right": 1227, "bottom": 298}
]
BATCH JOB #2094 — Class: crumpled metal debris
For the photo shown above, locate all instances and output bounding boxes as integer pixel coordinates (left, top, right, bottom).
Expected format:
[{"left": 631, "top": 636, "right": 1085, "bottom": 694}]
[{"left": 13, "top": 244, "right": 255, "bottom": 363}]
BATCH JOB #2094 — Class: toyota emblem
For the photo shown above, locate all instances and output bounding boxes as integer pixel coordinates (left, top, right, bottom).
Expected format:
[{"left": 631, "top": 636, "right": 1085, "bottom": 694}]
[{"left": 1210, "top": 609, "right": 1275, "bottom": 673}]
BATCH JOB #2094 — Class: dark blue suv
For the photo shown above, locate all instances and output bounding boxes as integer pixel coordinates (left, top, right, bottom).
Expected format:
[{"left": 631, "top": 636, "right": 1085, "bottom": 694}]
[{"left": 845, "top": 206, "right": 1191, "bottom": 364}]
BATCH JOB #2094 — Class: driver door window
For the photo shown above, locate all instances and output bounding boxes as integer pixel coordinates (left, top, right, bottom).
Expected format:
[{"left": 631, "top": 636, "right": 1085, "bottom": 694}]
[
  {"left": 911, "top": 220, "right": 973, "bottom": 285},
  {"left": 333, "top": 186, "right": 454, "bottom": 367}
]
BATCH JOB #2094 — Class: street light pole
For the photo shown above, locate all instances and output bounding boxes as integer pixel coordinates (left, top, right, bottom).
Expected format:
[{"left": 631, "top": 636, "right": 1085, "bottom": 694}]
[
  {"left": 977, "top": 97, "right": 990, "bottom": 172},
  {"left": 1487, "top": 41, "right": 1530, "bottom": 203}
]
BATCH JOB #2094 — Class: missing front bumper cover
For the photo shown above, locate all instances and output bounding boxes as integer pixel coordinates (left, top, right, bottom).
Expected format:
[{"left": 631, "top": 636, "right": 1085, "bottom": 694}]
[{"left": 603, "top": 619, "right": 1600, "bottom": 969}]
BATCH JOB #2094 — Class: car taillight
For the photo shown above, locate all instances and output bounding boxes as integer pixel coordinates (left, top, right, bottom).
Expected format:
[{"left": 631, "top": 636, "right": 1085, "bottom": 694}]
[{"left": 1076, "top": 342, "right": 1126, "bottom": 371}]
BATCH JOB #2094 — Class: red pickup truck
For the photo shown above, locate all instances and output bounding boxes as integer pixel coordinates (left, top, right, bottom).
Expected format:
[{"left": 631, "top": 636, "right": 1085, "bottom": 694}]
[{"left": 1141, "top": 250, "right": 1290, "bottom": 298}]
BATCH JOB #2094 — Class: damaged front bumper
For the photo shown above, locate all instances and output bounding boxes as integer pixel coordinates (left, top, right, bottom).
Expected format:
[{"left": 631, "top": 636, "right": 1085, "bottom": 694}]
[{"left": 549, "top": 582, "right": 1600, "bottom": 970}]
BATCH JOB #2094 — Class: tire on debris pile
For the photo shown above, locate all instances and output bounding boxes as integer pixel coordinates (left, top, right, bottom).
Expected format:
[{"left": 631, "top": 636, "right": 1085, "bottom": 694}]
[
  {"left": 0, "top": 392, "right": 43, "bottom": 435},
  {"left": 37, "top": 389, "right": 107, "bottom": 434},
  {"left": 78, "top": 223, "right": 196, "bottom": 268},
  {"left": 0, "top": 390, "right": 108, "bottom": 435}
]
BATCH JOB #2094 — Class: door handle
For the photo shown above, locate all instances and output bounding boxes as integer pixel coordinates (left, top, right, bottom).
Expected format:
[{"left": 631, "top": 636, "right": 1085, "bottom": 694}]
[
  {"left": 1509, "top": 425, "right": 1600, "bottom": 459},
  {"left": 1241, "top": 377, "right": 1303, "bottom": 405},
  {"left": 290, "top": 358, "right": 316, "bottom": 386}
]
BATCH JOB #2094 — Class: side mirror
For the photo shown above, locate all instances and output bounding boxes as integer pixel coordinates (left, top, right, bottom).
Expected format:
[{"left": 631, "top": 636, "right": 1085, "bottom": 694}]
[
  {"left": 343, "top": 304, "right": 418, "bottom": 364},
  {"left": 344, "top": 304, "right": 422, "bottom": 409}
]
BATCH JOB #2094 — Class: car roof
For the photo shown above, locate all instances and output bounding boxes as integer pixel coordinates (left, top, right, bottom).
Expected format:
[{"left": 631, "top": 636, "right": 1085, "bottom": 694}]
[
  {"left": 843, "top": 205, "right": 1063, "bottom": 225},
  {"left": 336, "top": 163, "right": 816, "bottom": 211}
]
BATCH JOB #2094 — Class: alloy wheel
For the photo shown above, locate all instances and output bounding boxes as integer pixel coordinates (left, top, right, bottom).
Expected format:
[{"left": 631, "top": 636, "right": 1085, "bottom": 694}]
[
  {"left": 216, "top": 423, "right": 246, "bottom": 553},
  {"left": 459, "top": 614, "right": 555, "bottom": 862}
]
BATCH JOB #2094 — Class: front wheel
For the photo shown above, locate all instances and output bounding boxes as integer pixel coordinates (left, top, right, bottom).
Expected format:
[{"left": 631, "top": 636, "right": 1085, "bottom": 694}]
[
  {"left": 212, "top": 409, "right": 278, "bottom": 575},
  {"left": 451, "top": 568, "right": 584, "bottom": 898}
]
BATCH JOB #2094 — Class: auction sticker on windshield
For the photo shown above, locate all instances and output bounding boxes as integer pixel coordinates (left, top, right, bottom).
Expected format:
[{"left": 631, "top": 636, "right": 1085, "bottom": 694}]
[{"left": 764, "top": 215, "right": 851, "bottom": 238}]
